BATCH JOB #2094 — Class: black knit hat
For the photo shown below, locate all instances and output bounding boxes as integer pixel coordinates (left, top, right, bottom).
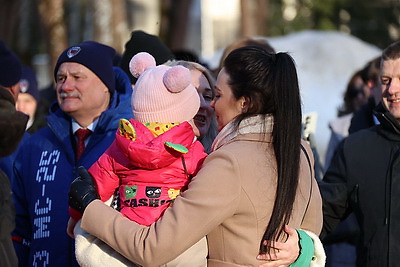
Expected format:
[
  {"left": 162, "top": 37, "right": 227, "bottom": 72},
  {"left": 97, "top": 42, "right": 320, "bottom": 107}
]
[
  {"left": 119, "top": 30, "right": 175, "bottom": 84},
  {"left": 0, "top": 40, "right": 22, "bottom": 87},
  {"left": 54, "top": 41, "right": 116, "bottom": 93}
]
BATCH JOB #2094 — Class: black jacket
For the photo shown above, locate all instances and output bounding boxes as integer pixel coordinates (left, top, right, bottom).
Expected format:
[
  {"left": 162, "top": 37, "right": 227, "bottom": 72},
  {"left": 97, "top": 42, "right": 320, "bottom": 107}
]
[
  {"left": 348, "top": 96, "right": 377, "bottom": 134},
  {"left": 320, "top": 102, "right": 400, "bottom": 267},
  {"left": 0, "top": 87, "right": 28, "bottom": 267}
]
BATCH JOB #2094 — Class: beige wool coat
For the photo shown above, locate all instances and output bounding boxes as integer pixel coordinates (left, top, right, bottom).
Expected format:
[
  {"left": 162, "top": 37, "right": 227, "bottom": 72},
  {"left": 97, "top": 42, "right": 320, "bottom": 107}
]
[{"left": 81, "top": 128, "right": 322, "bottom": 266}]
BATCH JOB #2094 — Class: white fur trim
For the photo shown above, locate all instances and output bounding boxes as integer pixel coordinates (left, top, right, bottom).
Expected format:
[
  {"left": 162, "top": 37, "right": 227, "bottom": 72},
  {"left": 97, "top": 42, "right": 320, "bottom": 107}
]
[
  {"left": 74, "top": 220, "right": 135, "bottom": 267},
  {"left": 303, "top": 230, "right": 326, "bottom": 267}
]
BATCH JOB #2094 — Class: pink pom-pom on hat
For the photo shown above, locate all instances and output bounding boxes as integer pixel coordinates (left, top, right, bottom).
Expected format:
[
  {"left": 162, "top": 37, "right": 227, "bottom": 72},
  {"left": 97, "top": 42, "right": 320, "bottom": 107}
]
[
  {"left": 129, "top": 52, "right": 156, "bottom": 78},
  {"left": 129, "top": 52, "right": 200, "bottom": 124},
  {"left": 163, "top": 65, "right": 191, "bottom": 93}
]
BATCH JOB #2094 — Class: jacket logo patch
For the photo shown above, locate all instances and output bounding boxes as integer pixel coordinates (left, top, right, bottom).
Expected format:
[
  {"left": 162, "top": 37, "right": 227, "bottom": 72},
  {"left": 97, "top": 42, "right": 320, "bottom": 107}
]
[
  {"left": 123, "top": 198, "right": 173, "bottom": 207},
  {"left": 168, "top": 188, "right": 180, "bottom": 200},
  {"left": 124, "top": 185, "right": 137, "bottom": 199},
  {"left": 146, "top": 186, "right": 161, "bottom": 198}
]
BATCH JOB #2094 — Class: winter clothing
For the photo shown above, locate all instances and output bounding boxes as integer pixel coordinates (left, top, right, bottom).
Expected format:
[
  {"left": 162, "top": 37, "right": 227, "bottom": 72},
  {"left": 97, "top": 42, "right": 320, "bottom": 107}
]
[
  {"left": 120, "top": 30, "right": 175, "bottom": 84},
  {"left": 0, "top": 87, "right": 28, "bottom": 267},
  {"left": 325, "top": 113, "right": 353, "bottom": 169},
  {"left": 348, "top": 96, "right": 378, "bottom": 134},
  {"left": 90, "top": 119, "right": 206, "bottom": 226},
  {"left": 80, "top": 115, "right": 323, "bottom": 266},
  {"left": 130, "top": 52, "right": 200, "bottom": 123},
  {"left": 20, "top": 65, "right": 40, "bottom": 103},
  {"left": 320, "top": 102, "right": 400, "bottom": 266},
  {"left": 0, "top": 84, "right": 30, "bottom": 182},
  {"left": 0, "top": 88, "right": 28, "bottom": 156},
  {"left": 73, "top": 52, "right": 207, "bottom": 266},
  {"left": 54, "top": 41, "right": 116, "bottom": 94},
  {"left": 11, "top": 67, "right": 133, "bottom": 267},
  {"left": 0, "top": 40, "right": 22, "bottom": 87}
]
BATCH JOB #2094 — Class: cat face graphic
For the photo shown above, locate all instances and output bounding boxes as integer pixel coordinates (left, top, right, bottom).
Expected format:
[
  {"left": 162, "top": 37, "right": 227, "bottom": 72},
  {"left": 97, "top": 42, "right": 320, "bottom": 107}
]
[
  {"left": 146, "top": 187, "right": 162, "bottom": 198},
  {"left": 125, "top": 185, "right": 138, "bottom": 199}
]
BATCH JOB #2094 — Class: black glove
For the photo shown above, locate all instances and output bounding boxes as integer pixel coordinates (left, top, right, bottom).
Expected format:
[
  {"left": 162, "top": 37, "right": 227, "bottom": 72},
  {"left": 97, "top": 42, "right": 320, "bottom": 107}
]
[{"left": 68, "top": 166, "right": 100, "bottom": 214}]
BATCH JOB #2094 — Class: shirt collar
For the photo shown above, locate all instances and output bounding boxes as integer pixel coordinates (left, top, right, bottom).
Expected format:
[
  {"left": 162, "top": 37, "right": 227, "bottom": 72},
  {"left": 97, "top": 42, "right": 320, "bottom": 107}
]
[{"left": 72, "top": 119, "right": 98, "bottom": 134}]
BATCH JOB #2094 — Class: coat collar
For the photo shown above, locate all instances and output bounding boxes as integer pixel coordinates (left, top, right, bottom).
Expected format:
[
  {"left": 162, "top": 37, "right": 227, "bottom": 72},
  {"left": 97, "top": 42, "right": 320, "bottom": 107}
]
[
  {"left": 211, "top": 114, "right": 274, "bottom": 151},
  {"left": 374, "top": 102, "right": 400, "bottom": 135}
]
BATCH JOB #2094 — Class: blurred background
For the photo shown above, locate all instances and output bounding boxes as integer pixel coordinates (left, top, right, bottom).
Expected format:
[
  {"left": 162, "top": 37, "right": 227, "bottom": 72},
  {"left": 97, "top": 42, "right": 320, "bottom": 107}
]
[{"left": 0, "top": 0, "right": 399, "bottom": 162}]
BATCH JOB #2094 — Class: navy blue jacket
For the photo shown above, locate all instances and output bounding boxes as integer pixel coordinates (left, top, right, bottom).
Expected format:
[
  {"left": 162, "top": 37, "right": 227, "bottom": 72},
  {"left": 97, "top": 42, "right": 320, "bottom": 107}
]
[{"left": 11, "top": 67, "right": 133, "bottom": 267}]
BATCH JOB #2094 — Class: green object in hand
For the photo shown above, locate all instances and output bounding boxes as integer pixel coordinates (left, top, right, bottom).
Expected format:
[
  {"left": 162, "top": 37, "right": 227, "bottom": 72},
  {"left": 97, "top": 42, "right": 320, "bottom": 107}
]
[
  {"left": 165, "top": 142, "right": 189, "bottom": 154},
  {"left": 289, "top": 229, "right": 315, "bottom": 267}
]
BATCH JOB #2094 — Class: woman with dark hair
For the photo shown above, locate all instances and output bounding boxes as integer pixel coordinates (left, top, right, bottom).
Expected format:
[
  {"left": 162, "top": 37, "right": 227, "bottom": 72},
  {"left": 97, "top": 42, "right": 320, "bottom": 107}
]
[{"left": 69, "top": 46, "right": 323, "bottom": 266}]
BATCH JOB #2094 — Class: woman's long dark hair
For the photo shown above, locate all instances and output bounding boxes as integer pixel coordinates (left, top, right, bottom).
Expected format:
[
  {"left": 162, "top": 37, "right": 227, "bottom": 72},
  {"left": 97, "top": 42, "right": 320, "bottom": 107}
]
[{"left": 223, "top": 46, "right": 302, "bottom": 254}]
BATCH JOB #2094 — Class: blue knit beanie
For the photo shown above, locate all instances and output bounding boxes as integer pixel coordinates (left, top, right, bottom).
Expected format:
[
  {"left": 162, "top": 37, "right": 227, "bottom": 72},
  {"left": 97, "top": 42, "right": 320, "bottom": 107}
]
[
  {"left": 54, "top": 41, "right": 116, "bottom": 93},
  {"left": 0, "top": 40, "right": 22, "bottom": 87},
  {"left": 20, "top": 65, "right": 40, "bottom": 102}
]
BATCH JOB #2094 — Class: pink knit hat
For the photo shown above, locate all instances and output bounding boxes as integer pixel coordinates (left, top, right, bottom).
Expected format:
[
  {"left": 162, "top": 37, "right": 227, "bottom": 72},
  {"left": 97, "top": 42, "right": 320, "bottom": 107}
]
[{"left": 129, "top": 52, "right": 200, "bottom": 123}]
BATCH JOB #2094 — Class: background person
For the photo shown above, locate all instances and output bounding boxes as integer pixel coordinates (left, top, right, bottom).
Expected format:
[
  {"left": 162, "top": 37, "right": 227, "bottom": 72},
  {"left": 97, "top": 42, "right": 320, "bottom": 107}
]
[
  {"left": 16, "top": 65, "right": 47, "bottom": 134},
  {"left": 0, "top": 40, "right": 28, "bottom": 267},
  {"left": 166, "top": 59, "right": 218, "bottom": 153}
]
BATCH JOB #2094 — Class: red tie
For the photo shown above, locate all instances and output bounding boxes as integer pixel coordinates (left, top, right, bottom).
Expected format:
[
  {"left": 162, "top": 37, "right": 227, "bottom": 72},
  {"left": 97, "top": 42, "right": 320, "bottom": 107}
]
[{"left": 75, "top": 128, "right": 91, "bottom": 160}]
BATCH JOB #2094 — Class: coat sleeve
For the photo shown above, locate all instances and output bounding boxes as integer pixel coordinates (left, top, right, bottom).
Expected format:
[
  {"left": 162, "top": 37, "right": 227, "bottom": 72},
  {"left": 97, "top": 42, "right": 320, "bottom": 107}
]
[
  {"left": 81, "top": 149, "right": 242, "bottom": 266},
  {"left": 88, "top": 142, "right": 121, "bottom": 202},
  {"left": 299, "top": 141, "right": 323, "bottom": 235},
  {"left": 11, "top": 147, "right": 31, "bottom": 267},
  {"left": 319, "top": 140, "right": 351, "bottom": 239}
]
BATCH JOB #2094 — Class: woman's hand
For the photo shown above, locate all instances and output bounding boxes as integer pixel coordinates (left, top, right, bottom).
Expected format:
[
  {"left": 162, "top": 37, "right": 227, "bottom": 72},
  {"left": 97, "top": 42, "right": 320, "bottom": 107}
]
[
  {"left": 257, "top": 225, "right": 300, "bottom": 267},
  {"left": 67, "top": 217, "right": 78, "bottom": 238}
]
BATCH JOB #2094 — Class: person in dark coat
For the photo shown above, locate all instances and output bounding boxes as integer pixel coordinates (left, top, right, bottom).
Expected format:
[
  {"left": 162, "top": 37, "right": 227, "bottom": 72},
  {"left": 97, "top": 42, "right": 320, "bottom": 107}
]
[{"left": 0, "top": 40, "right": 28, "bottom": 267}]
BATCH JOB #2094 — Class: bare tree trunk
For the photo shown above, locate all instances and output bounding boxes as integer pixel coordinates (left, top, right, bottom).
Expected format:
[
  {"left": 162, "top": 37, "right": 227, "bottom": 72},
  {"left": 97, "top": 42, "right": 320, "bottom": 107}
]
[
  {"left": 38, "top": 0, "right": 68, "bottom": 76},
  {"left": 240, "top": 0, "right": 251, "bottom": 37},
  {"left": 90, "top": 0, "right": 113, "bottom": 45},
  {"left": 0, "top": 0, "right": 21, "bottom": 46},
  {"left": 110, "top": 0, "right": 129, "bottom": 54},
  {"left": 162, "top": 0, "right": 193, "bottom": 51},
  {"left": 257, "top": 0, "right": 269, "bottom": 37},
  {"left": 240, "top": 0, "right": 269, "bottom": 37}
]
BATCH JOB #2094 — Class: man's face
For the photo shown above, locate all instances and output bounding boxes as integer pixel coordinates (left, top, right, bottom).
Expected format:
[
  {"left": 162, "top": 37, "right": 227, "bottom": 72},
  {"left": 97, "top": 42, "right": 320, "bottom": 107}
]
[
  {"left": 55, "top": 62, "right": 110, "bottom": 125},
  {"left": 381, "top": 59, "right": 400, "bottom": 122}
]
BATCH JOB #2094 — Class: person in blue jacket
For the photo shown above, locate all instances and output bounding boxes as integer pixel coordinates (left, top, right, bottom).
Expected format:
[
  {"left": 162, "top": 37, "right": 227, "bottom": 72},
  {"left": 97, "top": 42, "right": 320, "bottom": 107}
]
[{"left": 11, "top": 41, "right": 133, "bottom": 267}]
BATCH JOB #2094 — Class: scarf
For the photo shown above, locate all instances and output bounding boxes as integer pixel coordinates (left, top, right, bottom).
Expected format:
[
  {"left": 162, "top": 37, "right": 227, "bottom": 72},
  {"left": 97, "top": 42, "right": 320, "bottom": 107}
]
[{"left": 211, "top": 114, "right": 274, "bottom": 152}]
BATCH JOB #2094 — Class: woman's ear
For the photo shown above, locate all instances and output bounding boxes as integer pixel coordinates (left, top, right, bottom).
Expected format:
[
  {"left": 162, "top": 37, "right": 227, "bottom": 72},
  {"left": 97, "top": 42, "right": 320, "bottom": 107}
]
[{"left": 240, "top": 96, "right": 249, "bottom": 113}]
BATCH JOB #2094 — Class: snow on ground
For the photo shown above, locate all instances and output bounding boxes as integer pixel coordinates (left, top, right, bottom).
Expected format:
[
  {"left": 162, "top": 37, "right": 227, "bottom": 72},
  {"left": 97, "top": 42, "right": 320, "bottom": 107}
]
[{"left": 204, "top": 30, "right": 381, "bottom": 165}]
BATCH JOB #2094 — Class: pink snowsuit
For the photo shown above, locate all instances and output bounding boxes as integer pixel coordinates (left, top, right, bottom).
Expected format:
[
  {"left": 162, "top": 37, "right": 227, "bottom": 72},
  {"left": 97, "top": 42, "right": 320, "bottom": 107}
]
[{"left": 89, "top": 119, "right": 207, "bottom": 226}]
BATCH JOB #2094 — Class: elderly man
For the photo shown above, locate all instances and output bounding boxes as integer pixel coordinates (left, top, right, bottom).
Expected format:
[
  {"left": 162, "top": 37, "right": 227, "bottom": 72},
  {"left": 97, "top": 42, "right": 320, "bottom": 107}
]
[{"left": 11, "top": 41, "right": 133, "bottom": 267}]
